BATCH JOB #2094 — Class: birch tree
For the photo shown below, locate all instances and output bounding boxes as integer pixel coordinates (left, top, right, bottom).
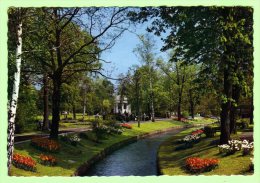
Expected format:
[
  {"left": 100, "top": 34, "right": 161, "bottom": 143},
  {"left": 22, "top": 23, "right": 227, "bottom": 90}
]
[{"left": 7, "top": 8, "right": 25, "bottom": 174}]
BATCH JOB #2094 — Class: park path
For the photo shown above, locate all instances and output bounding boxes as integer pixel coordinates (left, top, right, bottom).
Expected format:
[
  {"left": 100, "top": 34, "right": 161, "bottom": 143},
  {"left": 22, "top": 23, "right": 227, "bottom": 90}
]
[
  {"left": 14, "top": 118, "right": 172, "bottom": 143},
  {"left": 14, "top": 117, "right": 214, "bottom": 144},
  {"left": 14, "top": 127, "right": 91, "bottom": 144}
]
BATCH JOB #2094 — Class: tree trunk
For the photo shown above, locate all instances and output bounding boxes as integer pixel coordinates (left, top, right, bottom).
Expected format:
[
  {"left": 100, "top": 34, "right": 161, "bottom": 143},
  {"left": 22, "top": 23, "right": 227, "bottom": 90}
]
[
  {"left": 177, "top": 91, "right": 182, "bottom": 121},
  {"left": 82, "top": 86, "right": 86, "bottom": 121},
  {"left": 73, "top": 105, "right": 76, "bottom": 120},
  {"left": 220, "top": 69, "right": 232, "bottom": 144},
  {"left": 7, "top": 20, "right": 22, "bottom": 174},
  {"left": 149, "top": 76, "right": 155, "bottom": 122},
  {"left": 250, "top": 96, "right": 253, "bottom": 124},
  {"left": 50, "top": 76, "right": 62, "bottom": 139},
  {"left": 230, "top": 85, "right": 240, "bottom": 134},
  {"left": 42, "top": 74, "right": 49, "bottom": 130},
  {"left": 189, "top": 89, "right": 195, "bottom": 119}
]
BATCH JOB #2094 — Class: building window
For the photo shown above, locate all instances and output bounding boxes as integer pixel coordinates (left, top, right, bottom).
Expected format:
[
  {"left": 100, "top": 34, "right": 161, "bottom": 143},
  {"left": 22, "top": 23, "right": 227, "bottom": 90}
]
[{"left": 124, "top": 103, "right": 127, "bottom": 109}]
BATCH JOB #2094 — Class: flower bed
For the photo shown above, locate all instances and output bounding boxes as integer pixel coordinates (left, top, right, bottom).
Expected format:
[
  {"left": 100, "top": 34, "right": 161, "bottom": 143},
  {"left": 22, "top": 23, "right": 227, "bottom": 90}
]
[
  {"left": 218, "top": 139, "right": 253, "bottom": 155},
  {"left": 185, "top": 157, "right": 219, "bottom": 173},
  {"left": 191, "top": 129, "right": 204, "bottom": 136},
  {"left": 31, "top": 138, "right": 60, "bottom": 152},
  {"left": 120, "top": 123, "right": 132, "bottom": 129},
  {"left": 12, "top": 153, "right": 36, "bottom": 172},
  {"left": 241, "top": 140, "right": 254, "bottom": 155},
  {"left": 39, "top": 154, "right": 57, "bottom": 166},
  {"left": 172, "top": 117, "right": 188, "bottom": 122}
]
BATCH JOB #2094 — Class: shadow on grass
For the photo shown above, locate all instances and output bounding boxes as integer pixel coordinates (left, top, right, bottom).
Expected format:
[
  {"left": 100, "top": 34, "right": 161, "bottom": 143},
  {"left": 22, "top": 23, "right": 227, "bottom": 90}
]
[{"left": 159, "top": 135, "right": 219, "bottom": 169}]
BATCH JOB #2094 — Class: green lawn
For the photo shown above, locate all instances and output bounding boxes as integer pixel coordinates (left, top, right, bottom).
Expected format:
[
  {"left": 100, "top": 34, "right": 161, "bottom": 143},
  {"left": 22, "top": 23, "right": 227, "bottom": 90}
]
[
  {"left": 11, "top": 120, "right": 187, "bottom": 176},
  {"left": 158, "top": 129, "right": 253, "bottom": 175}
]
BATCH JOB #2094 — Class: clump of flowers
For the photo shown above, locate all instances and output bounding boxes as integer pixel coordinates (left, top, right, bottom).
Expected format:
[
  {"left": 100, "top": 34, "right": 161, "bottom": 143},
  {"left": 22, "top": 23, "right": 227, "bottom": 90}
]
[
  {"left": 218, "top": 144, "right": 231, "bottom": 154},
  {"left": 109, "top": 127, "right": 123, "bottom": 134},
  {"left": 191, "top": 129, "right": 204, "bottom": 136},
  {"left": 241, "top": 140, "right": 254, "bottom": 155},
  {"left": 218, "top": 139, "right": 253, "bottom": 155},
  {"left": 69, "top": 135, "right": 81, "bottom": 146},
  {"left": 12, "top": 153, "right": 36, "bottom": 172},
  {"left": 183, "top": 134, "right": 201, "bottom": 143},
  {"left": 228, "top": 139, "right": 242, "bottom": 153},
  {"left": 120, "top": 123, "right": 132, "bottom": 129},
  {"left": 39, "top": 154, "right": 57, "bottom": 166},
  {"left": 185, "top": 157, "right": 219, "bottom": 173},
  {"left": 31, "top": 138, "right": 60, "bottom": 152}
]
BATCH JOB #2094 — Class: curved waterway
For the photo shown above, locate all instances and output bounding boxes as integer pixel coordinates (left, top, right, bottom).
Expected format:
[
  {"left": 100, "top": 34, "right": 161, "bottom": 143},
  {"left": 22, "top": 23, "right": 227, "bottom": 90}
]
[{"left": 85, "top": 128, "right": 184, "bottom": 176}]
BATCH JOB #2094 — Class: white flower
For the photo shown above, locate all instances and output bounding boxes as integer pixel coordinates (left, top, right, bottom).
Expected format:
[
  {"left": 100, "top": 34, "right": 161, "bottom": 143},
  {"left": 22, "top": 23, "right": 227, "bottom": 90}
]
[{"left": 70, "top": 135, "right": 81, "bottom": 142}]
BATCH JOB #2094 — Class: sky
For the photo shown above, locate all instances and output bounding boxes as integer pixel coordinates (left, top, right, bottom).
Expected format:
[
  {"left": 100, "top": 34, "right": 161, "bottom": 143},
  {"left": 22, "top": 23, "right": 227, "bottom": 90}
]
[{"left": 101, "top": 22, "right": 169, "bottom": 85}]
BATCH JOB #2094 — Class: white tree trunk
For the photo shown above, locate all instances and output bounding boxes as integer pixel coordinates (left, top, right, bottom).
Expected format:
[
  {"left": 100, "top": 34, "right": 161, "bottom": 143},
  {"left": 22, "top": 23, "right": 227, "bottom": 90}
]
[
  {"left": 7, "top": 21, "right": 22, "bottom": 174},
  {"left": 149, "top": 64, "right": 155, "bottom": 122}
]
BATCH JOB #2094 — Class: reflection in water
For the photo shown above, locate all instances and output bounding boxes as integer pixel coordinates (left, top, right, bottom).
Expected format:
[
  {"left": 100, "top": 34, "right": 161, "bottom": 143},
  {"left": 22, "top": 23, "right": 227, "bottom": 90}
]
[{"left": 86, "top": 128, "right": 184, "bottom": 176}]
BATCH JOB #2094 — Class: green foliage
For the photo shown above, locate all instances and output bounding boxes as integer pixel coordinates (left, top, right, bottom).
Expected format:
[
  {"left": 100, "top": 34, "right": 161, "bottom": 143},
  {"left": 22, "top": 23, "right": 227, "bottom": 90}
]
[
  {"left": 204, "top": 126, "right": 216, "bottom": 138},
  {"left": 182, "top": 111, "right": 189, "bottom": 118},
  {"left": 15, "top": 85, "right": 39, "bottom": 133}
]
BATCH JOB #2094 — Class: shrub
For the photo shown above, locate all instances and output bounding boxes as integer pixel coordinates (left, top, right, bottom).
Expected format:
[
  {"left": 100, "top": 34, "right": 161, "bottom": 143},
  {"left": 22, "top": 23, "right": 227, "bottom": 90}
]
[
  {"left": 31, "top": 138, "right": 60, "bottom": 152},
  {"left": 185, "top": 157, "right": 219, "bottom": 173},
  {"left": 204, "top": 126, "right": 216, "bottom": 138},
  {"left": 39, "top": 154, "right": 57, "bottom": 166},
  {"left": 79, "top": 132, "right": 89, "bottom": 139},
  {"left": 12, "top": 153, "right": 36, "bottom": 172},
  {"left": 182, "top": 111, "right": 189, "bottom": 118},
  {"left": 60, "top": 133, "right": 70, "bottom": 142},
  {"left": 86, "top": 132, "right": 99, "bottom": 143},
  {"left": 175, "top": 143, "right": 193, "bottom": 151}
]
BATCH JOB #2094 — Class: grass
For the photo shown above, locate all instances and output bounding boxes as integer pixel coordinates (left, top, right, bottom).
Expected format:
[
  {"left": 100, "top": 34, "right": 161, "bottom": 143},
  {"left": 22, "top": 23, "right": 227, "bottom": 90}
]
[
  {"left": 158, "top": 129, "right": 253, "bottom": 175},
  {"left": 11, "top": 120, "right": 188, "bottom": 176}
]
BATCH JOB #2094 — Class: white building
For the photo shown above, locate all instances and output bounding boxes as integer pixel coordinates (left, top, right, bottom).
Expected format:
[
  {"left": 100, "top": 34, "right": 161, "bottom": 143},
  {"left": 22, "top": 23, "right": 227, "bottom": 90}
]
[{"left": 114, "top": 95, "right": 131, "bottom": 114}]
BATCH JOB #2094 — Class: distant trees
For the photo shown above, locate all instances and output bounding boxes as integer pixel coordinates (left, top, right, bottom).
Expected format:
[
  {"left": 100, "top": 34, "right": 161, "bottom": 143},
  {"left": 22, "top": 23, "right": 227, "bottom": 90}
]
[
  {"left": 134, "top": 34, "right": 157, "bottom": 122},
  {"left": 129, "top": 6, "right": 253, "bottom": 144}
]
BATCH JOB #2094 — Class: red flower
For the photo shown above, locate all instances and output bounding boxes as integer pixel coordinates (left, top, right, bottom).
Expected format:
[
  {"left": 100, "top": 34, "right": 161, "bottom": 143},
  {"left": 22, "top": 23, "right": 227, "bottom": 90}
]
[
  {"left": 39, "top": 154, "right": 57, "bottom": 166},
  {"left": 191, "top": 129, "right": 204, "bottom": 135},
  {"left": 12, "top": 153, "right": 36, "bottom": 171},
  {"left": 185, "top": 157, "right": 219, "bottom": 173},
  {"left": 120, "top": 123, "right": 132, "bottom": 129},
  {"left": 31, "top": 138, "right": 60, "bottom": 152}
]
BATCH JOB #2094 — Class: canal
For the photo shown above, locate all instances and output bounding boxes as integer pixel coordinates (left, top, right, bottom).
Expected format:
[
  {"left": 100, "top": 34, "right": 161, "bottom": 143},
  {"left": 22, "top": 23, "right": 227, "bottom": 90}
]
[{"left": 85, "top": 128, "right": 184, "bottom": 176}]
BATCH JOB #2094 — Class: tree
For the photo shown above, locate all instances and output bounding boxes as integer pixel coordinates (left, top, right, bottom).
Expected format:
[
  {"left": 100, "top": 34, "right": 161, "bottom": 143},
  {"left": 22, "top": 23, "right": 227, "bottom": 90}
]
[
  {"left": 157, "top": 59, "right": 195, "bottom": 120},
  {"left": 23, "top": 7, "right": 129, "bottom": 139},
  {"left": 122, "top": 68, "right": 143, "bottom": 126},
  {"left": 7, "top": 7, "right": 26, "bottom": 174},
  {"left": 130, "top": 7, "right": 253, "bottom": 144},
  {"left": 134, "top": 34, "right": 157, "bottom": 122}
]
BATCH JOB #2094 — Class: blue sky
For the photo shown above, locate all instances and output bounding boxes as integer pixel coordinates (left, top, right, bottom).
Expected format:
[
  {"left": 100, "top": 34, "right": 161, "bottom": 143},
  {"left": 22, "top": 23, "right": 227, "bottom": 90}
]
[{"left": 101, "top": 22, "right": 168, "bottom": 83}]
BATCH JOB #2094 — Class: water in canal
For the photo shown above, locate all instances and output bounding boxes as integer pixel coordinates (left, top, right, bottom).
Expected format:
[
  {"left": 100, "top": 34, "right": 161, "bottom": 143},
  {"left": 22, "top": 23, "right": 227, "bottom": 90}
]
[{"left": 85, "top": 128, "right": 184, "bottom": 176}]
